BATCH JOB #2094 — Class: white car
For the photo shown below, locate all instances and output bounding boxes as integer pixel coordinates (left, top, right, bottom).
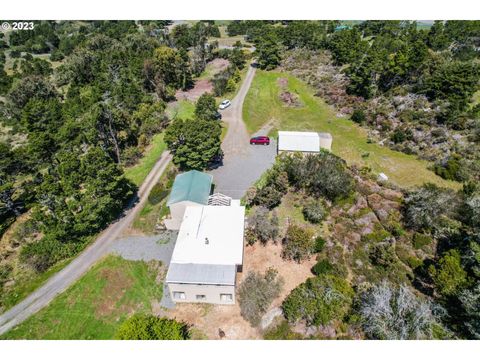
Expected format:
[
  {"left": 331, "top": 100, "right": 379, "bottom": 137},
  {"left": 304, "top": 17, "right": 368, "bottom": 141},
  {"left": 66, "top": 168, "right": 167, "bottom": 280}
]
[{"left": 219, "top": 99, "right": 231, "bottom": 110}]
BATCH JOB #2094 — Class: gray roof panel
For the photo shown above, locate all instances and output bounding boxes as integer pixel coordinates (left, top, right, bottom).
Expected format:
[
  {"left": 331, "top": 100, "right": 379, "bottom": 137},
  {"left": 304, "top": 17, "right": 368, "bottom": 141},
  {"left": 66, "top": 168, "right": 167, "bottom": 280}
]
[{"left": 166, "top": 263, "right": 236, "bottom": 286}]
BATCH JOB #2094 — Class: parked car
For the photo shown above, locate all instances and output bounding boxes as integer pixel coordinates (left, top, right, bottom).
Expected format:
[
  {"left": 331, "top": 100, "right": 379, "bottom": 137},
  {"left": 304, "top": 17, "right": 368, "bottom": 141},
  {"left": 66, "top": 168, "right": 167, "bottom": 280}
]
[
  {"left": 219, "top": 100, "right": 231, "bottom": 110},
  {"left": 250, "top": 136, "right": 270, "bottom": 145},
  {"left": 213, "top": 111, "right": 222, "bottom": 120}
]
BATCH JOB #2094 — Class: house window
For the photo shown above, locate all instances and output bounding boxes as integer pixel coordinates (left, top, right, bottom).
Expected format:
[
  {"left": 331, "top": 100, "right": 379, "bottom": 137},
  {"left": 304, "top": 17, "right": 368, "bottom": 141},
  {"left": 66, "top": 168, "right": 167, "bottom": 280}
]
[
  {"left": 196, "top": 294, "right": 206, "bottom": 300},
  {"left": 173, "top": 291, "right": 186, "bottom": 300},
  {"left": 220, "top": 293, "right": 233, "bottom": 302}
]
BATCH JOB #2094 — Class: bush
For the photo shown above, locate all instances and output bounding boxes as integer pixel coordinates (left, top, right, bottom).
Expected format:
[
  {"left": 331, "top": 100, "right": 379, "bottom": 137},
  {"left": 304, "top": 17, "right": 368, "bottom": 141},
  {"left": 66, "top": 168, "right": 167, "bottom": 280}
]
[
  {"left": 390, "top": 128, "right": 413, "bottom": 144},
  {"left": 351, "top": 109, "right": 366, "bottom": 124},
  {"left": 282, "top": 275, "right": 354, "bottom": 326},
  {"left": 313, "top": 236, "right": 326, "bottom": 253},
  {"left": 282, "top": 152, "right": 354, "bottom": 202},
  {"left": 238, "top": 268, "right": 284, "bottom": 327},
  {"left": 404, "top": 183, "right": 460, "bottom": 232},
  {"left": 311, "top": 259, "right": 333, "bottom": 275},
  {"left": 282, "top": 224, "right": 315, "bottom": 263},
  {"left": 253, "top": 185, "right": 283, "bottom": 209},
  {"left": 369, "top": 242, "right": 396, "bottom": 268},
  {"left": 263, "top": 320, "right": 303, "bottom": 340},
  {"left": 413, "top": 232, "right": 433, "bottom": 250},
  {"left": 148, "top": 183, "right": 168, "bottom": 205},
  {"left": 247, "top": 207, "right": 279, "bottom": 245},
  {"left": 302, "top": 200, "right": 326, "bottom": 224},
  {"left": 115, "top": 314, "right": 190, "bottom": 340},
  {"left": 358, "top": 281, "right": 443, "bottom": 339},
  {"left": 428, "top": 249, "right": 468, "bottom": 297}
]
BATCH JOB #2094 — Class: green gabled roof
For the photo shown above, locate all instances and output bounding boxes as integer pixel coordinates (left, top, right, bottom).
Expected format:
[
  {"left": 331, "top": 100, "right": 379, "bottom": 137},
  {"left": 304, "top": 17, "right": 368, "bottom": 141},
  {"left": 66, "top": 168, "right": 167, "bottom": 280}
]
[{"left": 167, "top": 170, "right": 213, "bottom": 206}]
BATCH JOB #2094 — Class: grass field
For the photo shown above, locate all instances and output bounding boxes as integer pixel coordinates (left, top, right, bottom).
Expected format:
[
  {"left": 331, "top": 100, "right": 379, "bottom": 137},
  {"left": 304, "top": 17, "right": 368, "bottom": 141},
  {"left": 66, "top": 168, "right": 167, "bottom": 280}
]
[
  {"left": 1, "top": 255, "right": 163, "bottom": 340},
  {"left": 124, "top": 133, "right": 166, "bottom": 186},
  {"left": 243, "top": 71, "right": 460, "bottom": 190}
]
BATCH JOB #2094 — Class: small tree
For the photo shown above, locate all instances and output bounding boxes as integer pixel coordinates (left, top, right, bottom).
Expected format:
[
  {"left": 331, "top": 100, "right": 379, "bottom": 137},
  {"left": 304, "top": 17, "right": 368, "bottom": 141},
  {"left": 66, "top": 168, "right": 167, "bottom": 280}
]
[
  {"left": 282, "top": 224, "right": 315, "bottom": 263},
  {"left": 115, "top": 314, "right": 190, "bottom": 340},
  {"left": 238, "top": 268, "right": 284, "bottom": 327},
  {"left": 194, "top": 93, "right": 218, "bottom": 121}
]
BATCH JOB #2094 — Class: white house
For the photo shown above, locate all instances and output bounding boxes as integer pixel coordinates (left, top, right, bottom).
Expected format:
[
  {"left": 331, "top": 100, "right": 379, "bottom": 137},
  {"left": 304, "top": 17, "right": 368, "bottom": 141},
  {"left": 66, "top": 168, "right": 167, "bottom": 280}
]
[
  {"left": 277, "top": 131, "right": 332, "bottom": 154},
  {"left": 166, "top": 204, "right": 245, "bottom": 305},
  {"left": 164, "top": 170, "right": 213, "bottom": 230}
]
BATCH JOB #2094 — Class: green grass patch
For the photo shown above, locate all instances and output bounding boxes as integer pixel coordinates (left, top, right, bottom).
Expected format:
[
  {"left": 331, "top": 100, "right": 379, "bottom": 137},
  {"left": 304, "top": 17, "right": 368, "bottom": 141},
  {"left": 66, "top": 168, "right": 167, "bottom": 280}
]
[
  {"left": 124, "top": 133, "right": 166, "bottom": 186},
  {"left": 243, "top": 71, "right": 460, "bottom": 190},
  {"left": 166, "top": 100, "right": 195, "bottom": 121},
  {"left": 1, "top": 255, "right": 163, "bottom": 340}
]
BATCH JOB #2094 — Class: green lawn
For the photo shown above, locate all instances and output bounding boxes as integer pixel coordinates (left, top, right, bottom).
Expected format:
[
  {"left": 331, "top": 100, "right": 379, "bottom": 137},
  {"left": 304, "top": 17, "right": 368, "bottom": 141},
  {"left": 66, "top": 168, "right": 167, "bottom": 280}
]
[
  {"left": 1, "top": 255, "right": 163, "bottom": 340},
  {"left": 124, "top": 133, "right": 167, "bottom": 186},
  {"left": 243, "top": 71, "right": 460, "bottom": 190},
  {"left": 166, "top": 100, "right": 196, "bottom": 120}
]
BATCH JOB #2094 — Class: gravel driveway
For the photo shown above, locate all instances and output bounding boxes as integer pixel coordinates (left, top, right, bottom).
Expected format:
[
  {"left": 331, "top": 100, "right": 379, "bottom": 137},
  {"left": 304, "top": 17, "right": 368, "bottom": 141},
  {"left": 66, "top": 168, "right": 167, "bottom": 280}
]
[{"left": 209, "top": 65, "right": 277, "bottom": 199}]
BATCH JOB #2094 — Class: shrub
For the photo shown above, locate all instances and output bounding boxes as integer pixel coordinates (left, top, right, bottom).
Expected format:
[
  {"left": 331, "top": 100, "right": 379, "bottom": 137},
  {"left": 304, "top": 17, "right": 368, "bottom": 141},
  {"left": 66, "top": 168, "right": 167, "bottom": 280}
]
[
  {"left": 247, "top": 207, "right": 279, "bottom": 245},
  {"left": 404, "top": 183, "right": 460, "bottom": 233},
  {"left": 413, "top": 232, "right": 433, "bottom": 250},
  {"left": 311, "top": 259, "right": 333, "bottom": 275},
  {"left": 115, "top": 314, "right": 190, "bottom": 340},
  {"left": 282, "top": 275, "right": 354, "bottom": 326},
  {"left": 282, "top": 224, "right": 315, "bottom": 263},
  {"left": 390, "top": 128, "right": 413, "bottom": 144},
  {"left": 313, "top": 236, "right": 326, "bottom": 253},
  {"left": 253, "top": 185, "right": 283, "bottom": 209},
  {"left": 263, "top": 320, "right": 303, "bottom": 340},
  {"left": 369, "top": 242, "right": 396, "bottom": 268},
  {"left": 148, "top": 183, "right": 167, "bottom": 205},
  {"left": 429, "top": 249, "right": 468, "bottom": 297},
  {"left": 302, "top": 200, "right": 326, "bottom": 224},
  {"left": 282, "top": 152, "right": 354, "bottom": 202},
  {"left": 238, "top": 268, "right": 284, "bottom": 327},
  {"left": 358, "top": 281, "right": 444, "bottom": 339},
  {"left": 351, "top": 109, "right": 366, "bottom": 124},
  {"left": 0, "top": 263, "right": 13, "bottom": 285}
]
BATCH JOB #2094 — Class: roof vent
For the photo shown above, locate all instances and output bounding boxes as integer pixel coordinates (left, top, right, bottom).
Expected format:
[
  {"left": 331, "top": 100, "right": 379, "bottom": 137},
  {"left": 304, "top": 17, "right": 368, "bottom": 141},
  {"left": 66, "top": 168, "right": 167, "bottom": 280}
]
[{"left": 205, "top": 237, "right": 209, "bottom": 245}]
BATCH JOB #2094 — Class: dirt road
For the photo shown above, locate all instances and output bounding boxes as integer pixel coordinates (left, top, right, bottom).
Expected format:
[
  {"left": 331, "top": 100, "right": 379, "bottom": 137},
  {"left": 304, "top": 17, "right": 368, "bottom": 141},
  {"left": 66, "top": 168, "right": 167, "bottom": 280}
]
[{"left": 0, "top": 152, "right": 172, "bottom": 335}]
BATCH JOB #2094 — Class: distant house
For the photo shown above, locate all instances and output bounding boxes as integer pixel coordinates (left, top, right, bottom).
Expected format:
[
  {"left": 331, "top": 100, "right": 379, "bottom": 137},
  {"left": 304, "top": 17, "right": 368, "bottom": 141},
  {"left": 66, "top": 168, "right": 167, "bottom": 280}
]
[
  {"left": 166, "top": 204, "right": 245, "bottom": 305},
  {"left": 335, "top": 25, "right": 352, "bottom": 32},
  {"left": 277, "top": 131, "right": 332, "bottom": 154},
  {"left": 164, "top": 170, "right": 213, "bottom": 230}
]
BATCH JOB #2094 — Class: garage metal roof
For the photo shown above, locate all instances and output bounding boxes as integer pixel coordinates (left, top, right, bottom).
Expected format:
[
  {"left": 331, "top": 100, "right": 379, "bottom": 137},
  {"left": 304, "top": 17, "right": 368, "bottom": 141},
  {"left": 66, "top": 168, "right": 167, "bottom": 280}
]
[
  {"left": 166, "top": 263, "right": 236, "bottom": 285},
  {"left": 278, "top": 131, "right": 320, "bottom": 152},
  {"left": 167, "top": 170, "right": 213, "bottom": 206}
]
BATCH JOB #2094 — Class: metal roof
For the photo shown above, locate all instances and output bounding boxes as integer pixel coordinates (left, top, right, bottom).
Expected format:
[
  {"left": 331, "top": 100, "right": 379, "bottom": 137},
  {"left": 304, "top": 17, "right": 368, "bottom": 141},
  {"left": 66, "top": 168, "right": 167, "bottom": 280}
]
[
  {"left": 278, "top": 131, "right": 332, "bottom": 152},
  {"left": 170, "top": 205, "right": 245, "bottom": 266},
  {"left": 167, "top": 170, "right": 213, "bottom": 206},
  {"left": 166, "top": 263, "right": 236, "bottom": 285}
]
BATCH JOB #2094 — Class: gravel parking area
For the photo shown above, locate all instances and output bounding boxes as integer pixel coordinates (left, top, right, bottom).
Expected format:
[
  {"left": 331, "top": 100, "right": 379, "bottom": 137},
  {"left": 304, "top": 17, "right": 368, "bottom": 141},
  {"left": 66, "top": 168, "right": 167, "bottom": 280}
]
[
  {"left": 209, "top": 139, "right": 276, "bottom": 199},
  {"left": 109, "top": 231, "right": 177, "bottom": 264}
]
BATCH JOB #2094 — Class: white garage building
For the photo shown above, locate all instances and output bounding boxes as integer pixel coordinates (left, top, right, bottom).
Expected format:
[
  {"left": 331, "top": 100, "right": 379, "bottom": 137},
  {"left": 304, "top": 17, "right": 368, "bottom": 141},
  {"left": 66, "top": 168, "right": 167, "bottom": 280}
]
[
  {"left": 277, "top": 131, "right": 332, "bottom": 154},
  {"left": 166, "top": 204, "right": 245, "bottom": 305}
]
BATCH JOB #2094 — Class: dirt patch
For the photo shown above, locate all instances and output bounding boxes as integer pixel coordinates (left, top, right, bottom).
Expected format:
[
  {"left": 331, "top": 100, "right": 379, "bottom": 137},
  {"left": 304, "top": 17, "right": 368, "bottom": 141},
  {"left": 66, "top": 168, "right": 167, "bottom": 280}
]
[
  {"left": 94, "top": 268, "right": 134, "bottom": 317},
  {"left": 165, "top": 242, "right": 315, "bottom": 339},
  {"left": 277, "top": 77, "right": 288, "bottom": 88},
  {"left": 175, "top": 80, "right": 213, "bottom": 102}
]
